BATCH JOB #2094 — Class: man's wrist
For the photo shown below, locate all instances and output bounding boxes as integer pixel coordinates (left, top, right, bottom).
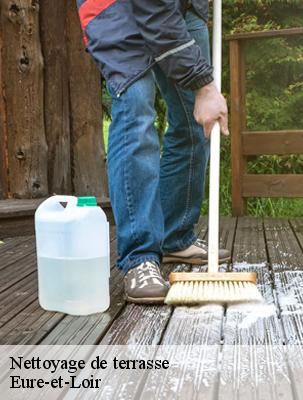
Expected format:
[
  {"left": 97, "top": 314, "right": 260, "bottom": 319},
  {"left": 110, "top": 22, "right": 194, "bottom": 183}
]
[{"left": 195, "top": 81, "right": 217, "bottom": 97}]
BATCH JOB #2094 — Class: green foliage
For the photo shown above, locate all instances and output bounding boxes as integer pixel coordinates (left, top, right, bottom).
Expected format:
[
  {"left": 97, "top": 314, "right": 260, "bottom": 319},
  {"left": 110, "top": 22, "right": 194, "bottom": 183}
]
[{"left": 208, "top": 0, "right": 303, "bottom": 217}]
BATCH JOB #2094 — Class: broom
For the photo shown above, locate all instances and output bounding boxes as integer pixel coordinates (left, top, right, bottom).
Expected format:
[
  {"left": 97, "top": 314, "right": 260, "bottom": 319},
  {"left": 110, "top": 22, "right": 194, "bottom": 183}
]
[{"left": 165, "top": 0, "right": 263, "bottom": 305}]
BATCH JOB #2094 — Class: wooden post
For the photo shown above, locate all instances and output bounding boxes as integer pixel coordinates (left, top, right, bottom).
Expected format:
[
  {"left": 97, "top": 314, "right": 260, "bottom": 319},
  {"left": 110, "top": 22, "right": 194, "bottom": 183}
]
[
  {"left": 0, "top": 0, "right": 48, "bottom": 198},
  {"left": 230, "top": 39, "right": 247, "bottom": 216},
  {"left": 40, "top": 0, "right": 71, "bottom": 194},
  {"left": 0, "top": 18, "right": 8, "bottom": 199},
  {"left": 66, "top": 0, "right": 109, "bottom": 199}
]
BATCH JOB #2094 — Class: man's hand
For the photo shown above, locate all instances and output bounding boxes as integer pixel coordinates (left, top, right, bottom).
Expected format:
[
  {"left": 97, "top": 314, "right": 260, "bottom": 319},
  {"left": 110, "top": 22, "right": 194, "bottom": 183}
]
[{"left": 194, "top": 82, "right": 229, "bottom": 138}]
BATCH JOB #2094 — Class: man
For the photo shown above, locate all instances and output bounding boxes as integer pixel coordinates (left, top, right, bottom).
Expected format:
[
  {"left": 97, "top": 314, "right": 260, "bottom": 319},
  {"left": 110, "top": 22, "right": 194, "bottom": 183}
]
[{"left": 77, "top": 0, "right": 230, "bottom": 304}]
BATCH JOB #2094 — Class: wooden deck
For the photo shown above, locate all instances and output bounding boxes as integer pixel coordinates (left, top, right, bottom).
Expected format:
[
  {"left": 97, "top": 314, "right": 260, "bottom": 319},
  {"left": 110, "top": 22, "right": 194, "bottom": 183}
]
[{"left": 1, "top": 217, "right": 303, "bottom": 397}]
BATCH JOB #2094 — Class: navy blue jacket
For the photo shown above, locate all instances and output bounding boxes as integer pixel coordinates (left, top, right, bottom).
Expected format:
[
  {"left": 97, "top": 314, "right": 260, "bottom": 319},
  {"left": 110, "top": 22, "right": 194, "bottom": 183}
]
[{"left": 77, "top": 0, "right": 213, "bottom": 96}]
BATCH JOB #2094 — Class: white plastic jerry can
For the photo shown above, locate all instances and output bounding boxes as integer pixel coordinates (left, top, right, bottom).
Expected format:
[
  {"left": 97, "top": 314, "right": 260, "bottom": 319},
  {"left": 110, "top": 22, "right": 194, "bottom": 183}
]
[{"left": 35, "top": 195, "right": 110, "bottom": 316}]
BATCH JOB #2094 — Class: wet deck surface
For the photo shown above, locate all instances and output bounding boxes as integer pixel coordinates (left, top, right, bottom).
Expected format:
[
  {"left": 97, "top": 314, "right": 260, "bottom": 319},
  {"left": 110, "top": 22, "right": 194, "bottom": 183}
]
[{"left": 1, "top": 217, "right": 303, "bottom": 398}]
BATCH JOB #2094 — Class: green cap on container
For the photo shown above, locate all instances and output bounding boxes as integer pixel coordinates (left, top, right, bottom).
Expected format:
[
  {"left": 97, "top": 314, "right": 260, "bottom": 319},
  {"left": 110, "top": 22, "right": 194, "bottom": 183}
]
[{"left": 77, "top": 196, "right": 97, "bottom": 207}]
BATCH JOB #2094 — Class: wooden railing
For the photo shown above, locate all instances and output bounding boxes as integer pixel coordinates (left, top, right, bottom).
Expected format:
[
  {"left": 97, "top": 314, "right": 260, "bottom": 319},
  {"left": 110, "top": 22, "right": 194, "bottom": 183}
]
[{"left": 227, "top": 28, "right": 303, "bottom": 216}]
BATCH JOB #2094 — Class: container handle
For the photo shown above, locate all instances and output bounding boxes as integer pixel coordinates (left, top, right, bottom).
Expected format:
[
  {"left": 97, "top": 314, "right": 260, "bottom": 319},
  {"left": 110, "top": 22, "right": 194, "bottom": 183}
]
[{"left": 35, "top": 195, "right": 78, "bottom": 216}]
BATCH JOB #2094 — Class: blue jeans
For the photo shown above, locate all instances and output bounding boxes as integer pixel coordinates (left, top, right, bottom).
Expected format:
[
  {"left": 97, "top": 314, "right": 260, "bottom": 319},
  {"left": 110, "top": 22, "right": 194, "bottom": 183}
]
[{"left": 107, "top": 10, "right": 210, "bottom": 273}]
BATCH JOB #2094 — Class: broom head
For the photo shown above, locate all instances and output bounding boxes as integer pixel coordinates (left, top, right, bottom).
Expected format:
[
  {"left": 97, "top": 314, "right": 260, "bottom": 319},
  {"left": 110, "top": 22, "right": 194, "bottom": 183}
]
[{"left": 165, "top": 272, "right": 264, "bottom": 305}]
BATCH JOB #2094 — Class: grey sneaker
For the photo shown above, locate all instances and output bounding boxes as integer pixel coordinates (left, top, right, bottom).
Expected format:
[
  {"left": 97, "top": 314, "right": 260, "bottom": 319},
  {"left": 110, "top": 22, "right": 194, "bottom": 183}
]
[
  {"left": 163, "top": 238, "right": 231, "bottom": 265},
  {"left": 124, "top": 261, "right": 169, "bottom": 304}
]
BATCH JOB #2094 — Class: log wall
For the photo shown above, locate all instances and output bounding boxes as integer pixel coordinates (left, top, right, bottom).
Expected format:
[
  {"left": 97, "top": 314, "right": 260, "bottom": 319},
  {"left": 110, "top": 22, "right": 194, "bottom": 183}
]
[{"left": 0, "top": 0, "right": 108, "bottom": 200}]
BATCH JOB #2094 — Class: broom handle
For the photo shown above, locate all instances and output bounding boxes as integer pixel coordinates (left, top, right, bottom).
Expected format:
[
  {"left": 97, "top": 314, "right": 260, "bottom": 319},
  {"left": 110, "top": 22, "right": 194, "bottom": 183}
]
[{"left": 207, "top": 0, "right": 222, "bottom": 273}]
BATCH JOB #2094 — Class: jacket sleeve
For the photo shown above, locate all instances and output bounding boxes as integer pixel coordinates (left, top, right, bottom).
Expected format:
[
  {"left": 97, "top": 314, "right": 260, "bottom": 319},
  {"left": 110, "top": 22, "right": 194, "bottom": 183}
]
[{"left": 130, "top": 0, "right": 213, "bottom": 90}]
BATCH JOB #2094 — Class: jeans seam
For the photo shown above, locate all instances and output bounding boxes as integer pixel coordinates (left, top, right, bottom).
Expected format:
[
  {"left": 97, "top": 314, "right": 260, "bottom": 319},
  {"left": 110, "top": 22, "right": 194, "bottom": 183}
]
[
  {"left": 174, "top": 85, "right": 196, "bottom": 249},
  {"left": 122, "top": 98, "right": 140, "bottom": 247}
]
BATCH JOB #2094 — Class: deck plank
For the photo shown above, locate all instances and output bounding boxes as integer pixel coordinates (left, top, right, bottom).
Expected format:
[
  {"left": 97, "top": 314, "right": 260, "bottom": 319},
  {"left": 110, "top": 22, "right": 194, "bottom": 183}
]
[
  {"left": 263, "top": 218, "right": 303, "bottom": 398},
  {"left": 139, "top": 305, "right": 223, "bottom": 400},
  {"left": 264, "top": 218, "right": 303, "bottom": 272},
  {"left": 138, "top": 217, "right": 236, "bottom": 399},
  {"left": 0, "top": 274, "right": 37, "bottom": 328},
  {"left": 285, "top": 218, "right": 303, "bottom": 255},
  {"left": 101, "top": 303, "right": 172, "bottom": 346},
  {"left": 232, "top": 217, "right": 273, "bottom": 303},
  {"left": 219, "top": 216, "right": 237, "bottom": 258},
  {"left": 274, "top": 271, "right": 303, "bottom": 344},
  {"left": 0, "top": 252, "right": 37, "bottom": 293},
  {"left": 264, "top": 219, "right": 303, "bottom": 340},
  {"left": 232, "top": 217, "right": 267, "bottom": 264},
  {"left": 219, "top": 217, "right": 294, "bottom": 399},
  {"left": 0, "top": 299, "right": 64, "bottom": 344},
  {"left": 0, "top": 235, "right": 33, "bottom": 255},
  {"left": 0, "top": 236, "right": 35, "bottom": 271}
]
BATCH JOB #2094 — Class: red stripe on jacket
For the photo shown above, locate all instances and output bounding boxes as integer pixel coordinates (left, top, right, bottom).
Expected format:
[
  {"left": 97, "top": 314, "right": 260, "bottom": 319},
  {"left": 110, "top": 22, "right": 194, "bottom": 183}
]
[{"left": 79, "top": 0, "right": 116, "bottom": 46}]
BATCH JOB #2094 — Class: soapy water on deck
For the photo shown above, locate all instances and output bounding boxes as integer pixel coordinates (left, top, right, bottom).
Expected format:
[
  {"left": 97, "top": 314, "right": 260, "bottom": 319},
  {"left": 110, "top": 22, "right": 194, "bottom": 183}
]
[
  {"left": 232, "top": 261, "right": 267, "bottom": 271},
  {"left": 167, "top": 262, "right": 303, "bottom": 337},
  {"left": 237, "top": 304, "right": 276, "bottom": 329},
  {"left": 86, "top": 257, "right": 303, "bottom": 395},
  {"left": 275, "top": 272, "right": 303, "bottom": 316},
  {"left": 279, "top": 292, "right": 302, "bottom": 308},
  {"left": 172, "top": 261, "right": 281, "bottom": 331}
]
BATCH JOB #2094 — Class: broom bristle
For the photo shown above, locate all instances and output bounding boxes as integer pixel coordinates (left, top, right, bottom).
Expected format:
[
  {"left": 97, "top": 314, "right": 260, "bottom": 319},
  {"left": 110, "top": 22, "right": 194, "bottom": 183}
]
[{"left": 165, "top": 280, "right": 263, "bottom": 305}]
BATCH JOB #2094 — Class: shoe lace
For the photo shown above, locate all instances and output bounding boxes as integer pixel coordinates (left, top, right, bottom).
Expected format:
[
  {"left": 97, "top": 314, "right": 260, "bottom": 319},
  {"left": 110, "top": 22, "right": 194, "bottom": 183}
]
[
  {"left": 136, "top": 262, "right": 164, "bottom": 288},
  {"left": 195, "top": 238, "right": 208, "bottom": 250}
]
